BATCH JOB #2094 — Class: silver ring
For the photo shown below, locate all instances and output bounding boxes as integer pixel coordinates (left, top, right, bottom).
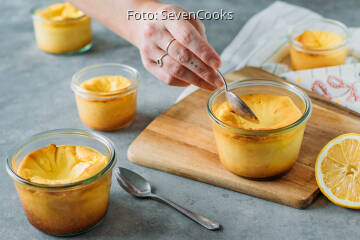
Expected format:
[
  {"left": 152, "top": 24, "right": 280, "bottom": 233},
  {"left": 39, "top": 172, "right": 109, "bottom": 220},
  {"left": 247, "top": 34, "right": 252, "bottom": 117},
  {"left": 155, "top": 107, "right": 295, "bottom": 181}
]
[
  {"left": 156, "top": 53, "right": 167, "bottom": 67},
  {"left": 165, "top": 39, "right": 176, "bottom": 53}
]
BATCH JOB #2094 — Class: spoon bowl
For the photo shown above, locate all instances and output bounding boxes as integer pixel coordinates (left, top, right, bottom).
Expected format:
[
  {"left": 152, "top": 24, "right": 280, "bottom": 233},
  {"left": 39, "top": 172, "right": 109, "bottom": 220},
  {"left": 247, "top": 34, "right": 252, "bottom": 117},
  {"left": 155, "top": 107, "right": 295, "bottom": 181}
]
[
  {"left": 116, "top": 167, "right": 151, "bottom": 197},
  {"left": 216, "top": 70, "right": 259, "bottom": 123}
]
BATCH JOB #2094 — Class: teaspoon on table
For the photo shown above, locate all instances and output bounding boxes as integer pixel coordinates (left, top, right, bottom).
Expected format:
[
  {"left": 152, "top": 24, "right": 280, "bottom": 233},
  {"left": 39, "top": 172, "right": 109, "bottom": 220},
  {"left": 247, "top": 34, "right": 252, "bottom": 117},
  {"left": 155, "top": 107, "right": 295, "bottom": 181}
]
[
  {"left": 216, "top": 70, "right": 259, "bottom": 123},
  {"left": 115, "top": 167, "right": 221, "bottom": 231}
]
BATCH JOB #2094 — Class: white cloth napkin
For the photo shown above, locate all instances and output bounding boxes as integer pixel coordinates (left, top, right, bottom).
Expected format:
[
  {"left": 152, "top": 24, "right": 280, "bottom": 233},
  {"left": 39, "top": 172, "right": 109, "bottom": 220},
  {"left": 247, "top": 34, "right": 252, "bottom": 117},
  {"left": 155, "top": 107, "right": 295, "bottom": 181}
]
[{"left": 176, "top": 1, "right": 360, "bottom": 114}]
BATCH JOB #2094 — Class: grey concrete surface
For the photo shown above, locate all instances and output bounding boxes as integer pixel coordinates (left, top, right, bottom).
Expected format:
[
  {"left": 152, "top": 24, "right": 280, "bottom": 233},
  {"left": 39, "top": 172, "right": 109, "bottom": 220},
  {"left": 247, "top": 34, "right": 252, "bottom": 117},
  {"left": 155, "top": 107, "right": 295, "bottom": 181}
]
[{"left": 1, "top": 0, "right": 360, "bottom": 239}]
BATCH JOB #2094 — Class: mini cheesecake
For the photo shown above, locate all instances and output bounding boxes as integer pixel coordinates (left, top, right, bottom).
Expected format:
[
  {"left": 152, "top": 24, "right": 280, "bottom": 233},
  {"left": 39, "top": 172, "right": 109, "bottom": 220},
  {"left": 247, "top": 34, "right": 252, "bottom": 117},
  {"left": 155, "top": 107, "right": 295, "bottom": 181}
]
[
  {"left": 75, "top": 75, "right": 137, "bottom": 131},
  {"left": 290, "top": 30, "right": 347, "bottom": 70},
  {"left": 33, "top": 2, "right": 92, "bottom": 54},
  {"left": 212, "top": 94, "right": 305, "bottom": 178},
  {"left": 15, "top": 144, "right": 111, "bottom": 235}
]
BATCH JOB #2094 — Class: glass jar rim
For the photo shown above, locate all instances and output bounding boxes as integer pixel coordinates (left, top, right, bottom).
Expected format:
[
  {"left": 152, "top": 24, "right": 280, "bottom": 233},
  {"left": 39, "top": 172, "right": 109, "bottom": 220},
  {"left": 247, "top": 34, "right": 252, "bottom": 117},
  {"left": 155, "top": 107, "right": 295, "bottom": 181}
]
[
  {"left": 288, "top": 18, "right": 349, "bottom": 54},
  {"left": 6, "top": 128, "right": 117, "bottom": 189},
  {"left": 31, "top": 1, "right": 88, "bottom": 24},
  {"left": 207, "top": 78, "right": 313, "bottom": 135},
  {"left": 71, "top": 63, "right": 140, "bottom": 100}
]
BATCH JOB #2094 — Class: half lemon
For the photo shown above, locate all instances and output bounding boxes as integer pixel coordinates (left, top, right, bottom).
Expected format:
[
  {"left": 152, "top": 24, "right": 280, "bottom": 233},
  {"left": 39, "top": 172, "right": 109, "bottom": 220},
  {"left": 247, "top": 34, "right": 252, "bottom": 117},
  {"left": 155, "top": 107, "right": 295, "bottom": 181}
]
[{"left": 315, "top": 133, "right": 360, "bottom": 208}]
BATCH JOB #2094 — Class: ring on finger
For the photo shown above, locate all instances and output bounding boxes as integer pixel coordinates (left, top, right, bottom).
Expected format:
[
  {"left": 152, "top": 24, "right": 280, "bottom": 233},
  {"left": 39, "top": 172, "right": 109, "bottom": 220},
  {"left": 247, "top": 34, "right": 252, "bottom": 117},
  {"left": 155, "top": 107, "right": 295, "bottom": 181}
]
[
  {"left": 165, "top": 38, "right": 176, "bottom": 54},
  {"left": 156, "top": 53, "right": 168, "bottom": 67}
]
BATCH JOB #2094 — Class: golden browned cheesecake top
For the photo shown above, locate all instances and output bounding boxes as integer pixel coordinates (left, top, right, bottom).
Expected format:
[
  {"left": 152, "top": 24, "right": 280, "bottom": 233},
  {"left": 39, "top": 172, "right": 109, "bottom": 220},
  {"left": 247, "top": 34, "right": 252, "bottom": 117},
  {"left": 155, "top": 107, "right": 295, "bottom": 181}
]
[
  {"left": 80, "top": 76, "right": 132, "bottom": 92},
  {"left": 36, "top": 3, "right": 85, "bottom": 20},
  {"left": 214, "top": 94, "right": 302, "bottom": 130},
  {"left": 17, "top": 144, "right": 108, "bottom": 184},
  {"left": 295, "top": 30, "right": 344, "bottom": 50}
]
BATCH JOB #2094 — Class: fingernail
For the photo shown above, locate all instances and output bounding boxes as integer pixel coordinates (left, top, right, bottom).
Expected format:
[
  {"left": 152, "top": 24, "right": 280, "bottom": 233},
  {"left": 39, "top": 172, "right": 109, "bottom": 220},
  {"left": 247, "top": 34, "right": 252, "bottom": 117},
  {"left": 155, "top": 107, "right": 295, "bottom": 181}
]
[
  {"left": 215, "top": 79, "right": 224, "bottom": 88},
  {"left": 209, "top": 85, "right": 217, "bottom": 91},
  {"left": 213, "top": 74, "right": 224, "bottom": 88},
  {"left": 210, "top": 58, "right": 221, "bottom": 69}
]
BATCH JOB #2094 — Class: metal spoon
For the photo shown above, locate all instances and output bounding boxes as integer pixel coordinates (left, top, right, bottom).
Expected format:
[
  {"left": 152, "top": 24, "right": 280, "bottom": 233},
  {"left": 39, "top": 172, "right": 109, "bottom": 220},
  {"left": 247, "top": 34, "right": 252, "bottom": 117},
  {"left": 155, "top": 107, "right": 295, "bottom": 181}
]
[
  {"left": 216, "top": 70, "right": 259, "bottom": 122},
  {"left": 115, "top": 167, "right": 221, "bottom": 231}
]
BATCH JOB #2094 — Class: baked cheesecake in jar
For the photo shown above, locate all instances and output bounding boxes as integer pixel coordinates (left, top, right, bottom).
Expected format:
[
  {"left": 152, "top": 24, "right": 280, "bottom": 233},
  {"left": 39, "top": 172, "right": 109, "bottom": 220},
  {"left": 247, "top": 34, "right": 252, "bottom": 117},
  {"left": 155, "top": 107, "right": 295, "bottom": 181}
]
[
  {"left": 207, "top": 79, "right": 312, "bottom": 178},
  {"left": 32, "top": 1, "right": 92, "bottom": 54},
  {"left": 289, "top": 18, "right": 348, "bottom": 70},
  {"left": 6, "top": 129, "right": 116, "bottom": 236},
  {"left": 71, "top": 63, "right": 139, "bottom": 131}
]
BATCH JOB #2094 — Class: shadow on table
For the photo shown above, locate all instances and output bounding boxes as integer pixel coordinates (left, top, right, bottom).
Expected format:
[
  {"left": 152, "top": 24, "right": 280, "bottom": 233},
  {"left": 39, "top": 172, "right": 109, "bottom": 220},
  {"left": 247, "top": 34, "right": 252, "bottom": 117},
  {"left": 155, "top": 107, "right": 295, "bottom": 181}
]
[
  {"left": 101, "top": 112, "right": 156, "bottom": 136},
  {"left": 125, "top": 112, "right": 156, "bottom": 132},
  {"left": 81, "top": 193, "right": 168, "bottom": 238},
  {"left": 308, "top": 194, "right": 329, "bottom": 209}
]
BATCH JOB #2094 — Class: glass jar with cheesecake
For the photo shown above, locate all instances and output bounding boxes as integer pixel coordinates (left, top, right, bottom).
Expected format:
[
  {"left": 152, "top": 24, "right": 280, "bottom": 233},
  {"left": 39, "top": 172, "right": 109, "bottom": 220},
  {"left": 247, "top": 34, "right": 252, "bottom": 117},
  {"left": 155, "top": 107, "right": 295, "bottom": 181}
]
[
  {"left": 71, "top": 63, "right": 139, "bottom": 131},
  {"left": 6, "top": 129, "right": 117, "bottom": 236},
  {"left": 289, "top": 18, "right": 349, "bottom": 70},
  {"left": 31, "top": 1, "right": 92, "bottom": 54},
  {"left": 207, "top": 79, "right": 312, "bottom": 179}
]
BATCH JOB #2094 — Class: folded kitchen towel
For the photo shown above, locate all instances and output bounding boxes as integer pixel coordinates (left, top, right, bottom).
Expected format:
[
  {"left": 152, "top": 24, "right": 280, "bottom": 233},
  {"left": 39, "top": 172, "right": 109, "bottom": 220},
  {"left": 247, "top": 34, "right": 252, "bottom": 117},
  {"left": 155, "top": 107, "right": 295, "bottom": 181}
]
[
  {"left": 281, "top": 64, "right": 360, "bottom": 113},
  {"left": 176, "top": 1, "right": 360, "bottom": 114}
]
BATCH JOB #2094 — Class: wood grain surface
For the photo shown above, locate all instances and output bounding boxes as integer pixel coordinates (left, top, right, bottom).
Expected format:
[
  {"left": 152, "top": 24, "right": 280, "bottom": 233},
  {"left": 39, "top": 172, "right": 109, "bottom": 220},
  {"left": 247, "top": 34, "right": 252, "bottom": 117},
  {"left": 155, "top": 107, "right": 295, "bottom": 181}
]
[{"left": 128, "top": 67, "right": 360, "bottom": 209}]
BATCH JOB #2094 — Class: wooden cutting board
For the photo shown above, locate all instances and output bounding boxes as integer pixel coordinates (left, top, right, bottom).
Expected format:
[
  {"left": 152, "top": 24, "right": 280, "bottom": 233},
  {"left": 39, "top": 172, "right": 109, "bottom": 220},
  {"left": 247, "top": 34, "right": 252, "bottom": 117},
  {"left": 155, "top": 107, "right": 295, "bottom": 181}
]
[{"left": 128, "top": 67, "right": 360, "bottom": 209}]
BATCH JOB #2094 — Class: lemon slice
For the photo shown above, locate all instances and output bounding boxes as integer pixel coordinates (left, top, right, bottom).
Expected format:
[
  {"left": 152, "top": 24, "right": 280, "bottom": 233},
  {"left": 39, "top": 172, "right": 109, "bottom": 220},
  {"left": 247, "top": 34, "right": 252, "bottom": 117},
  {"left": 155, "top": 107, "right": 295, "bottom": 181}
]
[{"left": 315, "top": 133, "right": 360, "bottom": 208}]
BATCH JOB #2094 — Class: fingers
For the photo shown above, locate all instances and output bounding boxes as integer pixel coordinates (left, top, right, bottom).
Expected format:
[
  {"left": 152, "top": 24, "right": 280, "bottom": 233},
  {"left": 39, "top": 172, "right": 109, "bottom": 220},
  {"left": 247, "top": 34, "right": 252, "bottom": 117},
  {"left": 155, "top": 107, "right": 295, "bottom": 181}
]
[
  {"left": 157, "top": 32, "right": 222, "bottom": 88},
  {"left": 189, "top": 18, "right": 207, "bottom": 41},
  {"left": 140, "top": 43, "right": 190, "bottom": 87},
  {"left": 139, "top": 5, "right": 223, "bottom": 90},
  {"left": 164, "top": 18, "right": 221, "bottom": 69},
  {"left": 145, "top": 60, "right": 190, "bottom": 87},
  {"left": 161, "top": 53, "right": 216, "bottom": 90},
  {"left": 142, "top": 46, "right": 216, "bottom": 90}
]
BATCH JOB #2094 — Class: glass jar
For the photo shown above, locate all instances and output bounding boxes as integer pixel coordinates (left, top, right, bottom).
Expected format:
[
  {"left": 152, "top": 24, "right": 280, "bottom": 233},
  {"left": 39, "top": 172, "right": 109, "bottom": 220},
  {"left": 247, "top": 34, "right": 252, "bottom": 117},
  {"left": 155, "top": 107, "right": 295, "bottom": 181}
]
[
  {"left": 6, "top": 129, "right": 117, "bottom": 236},
  {"left": 207, "top": 79, "right": 312, "bottom": 179},
  {"left": 31, "top": 0, "right": 92, "bottom": 54},
  {"left": 289, "top": 18, "right": 348, "bottom": 70},
  {"left": 71, "top": 63, "right": 140, "bottom": 131}
]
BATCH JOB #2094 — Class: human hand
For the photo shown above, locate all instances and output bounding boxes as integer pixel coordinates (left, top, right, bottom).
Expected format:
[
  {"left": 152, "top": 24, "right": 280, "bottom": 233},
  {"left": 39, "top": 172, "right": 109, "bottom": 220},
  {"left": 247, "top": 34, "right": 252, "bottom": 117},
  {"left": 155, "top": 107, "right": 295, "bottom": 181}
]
[{"left": 137, "top": 4, "right": 223, "bottom": 90}]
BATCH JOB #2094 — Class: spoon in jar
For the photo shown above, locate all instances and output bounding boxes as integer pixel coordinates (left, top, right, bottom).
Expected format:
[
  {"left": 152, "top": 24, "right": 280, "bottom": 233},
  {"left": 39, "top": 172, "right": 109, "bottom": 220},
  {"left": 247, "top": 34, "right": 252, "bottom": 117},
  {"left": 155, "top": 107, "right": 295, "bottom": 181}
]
[
  {"left": 115, "top": 167, "right": 221, "bottom": 231},
  {"left": 216, "top": 70, "right": 259, "bottom": 122}
]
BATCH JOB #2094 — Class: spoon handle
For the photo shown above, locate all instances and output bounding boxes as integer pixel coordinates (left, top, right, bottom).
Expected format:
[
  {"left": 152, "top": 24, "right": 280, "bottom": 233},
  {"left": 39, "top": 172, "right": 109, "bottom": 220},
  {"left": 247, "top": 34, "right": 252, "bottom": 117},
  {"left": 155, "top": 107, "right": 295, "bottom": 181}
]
[{"left": 149, "top": 193, "right": 221, "bottom": 230}]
